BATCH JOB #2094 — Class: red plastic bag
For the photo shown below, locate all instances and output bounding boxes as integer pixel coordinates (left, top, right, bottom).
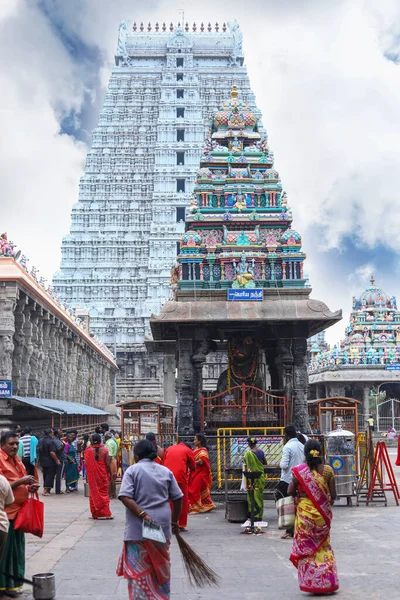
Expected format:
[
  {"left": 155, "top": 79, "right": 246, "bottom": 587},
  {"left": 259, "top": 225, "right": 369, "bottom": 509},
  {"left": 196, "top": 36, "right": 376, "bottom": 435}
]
[{"left": 14, "top": 492, "right": 44, "bottom": 538}]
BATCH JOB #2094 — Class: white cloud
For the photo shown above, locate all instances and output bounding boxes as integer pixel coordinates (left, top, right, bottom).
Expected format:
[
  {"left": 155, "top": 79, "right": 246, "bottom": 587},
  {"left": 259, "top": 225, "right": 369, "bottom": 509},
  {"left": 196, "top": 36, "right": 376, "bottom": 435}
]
[
  {"left": 0, "top": 1, "right": 86, "bottom": 279},
  {"left": 1, "top": 0, "right": 400, "bottom": 314}
]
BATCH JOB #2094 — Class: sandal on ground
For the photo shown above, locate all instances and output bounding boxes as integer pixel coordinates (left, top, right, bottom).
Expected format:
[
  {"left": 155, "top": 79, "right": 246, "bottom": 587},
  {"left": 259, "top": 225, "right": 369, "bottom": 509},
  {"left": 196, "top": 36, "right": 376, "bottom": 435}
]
[
  {"left": 42, "top": 492, "right": 51, "bottom": 496},
  {"left": 281, "top": 533, "right": 292, "bottom": 539}
]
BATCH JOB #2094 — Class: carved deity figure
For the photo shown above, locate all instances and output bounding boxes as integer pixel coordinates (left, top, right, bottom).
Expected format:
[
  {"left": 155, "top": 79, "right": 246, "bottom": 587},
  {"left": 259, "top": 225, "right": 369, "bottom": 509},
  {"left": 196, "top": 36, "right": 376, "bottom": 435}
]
[
  {"left": 117, "top": 20, "right": 129, "bottom": 62},
  {"left": 217, "top": 335, "right": 263, "bottom": 393},
  {"left": 0, "top": 335, "right": 14, "bottom": 378},
  {"left": 170, "top": 264, "right": 179, "bottom": 287},
  {"left": 233, "top": 186, "right": 246, "bottom": 211},
  {"left": 232, "top": 254, "right": 255, "bottom": 288},
  {"left": 229, "top": 137, "right": 243, "bottom": 151},
  {"left": 188, "top": 197, "right": 198, "bottom": 213},
  {"left": 0, "top": 232, "right": 14, "bottom": 257},
  {"left": 228, "top": 20, "right": 243, "bottom": 65}
]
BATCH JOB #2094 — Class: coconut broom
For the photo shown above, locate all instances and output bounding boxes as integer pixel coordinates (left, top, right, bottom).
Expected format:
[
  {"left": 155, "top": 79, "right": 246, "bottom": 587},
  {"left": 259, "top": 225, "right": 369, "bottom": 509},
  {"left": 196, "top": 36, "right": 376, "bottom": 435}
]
[{"left": 175, "top": 531, "right": 220, "bottom": 588}]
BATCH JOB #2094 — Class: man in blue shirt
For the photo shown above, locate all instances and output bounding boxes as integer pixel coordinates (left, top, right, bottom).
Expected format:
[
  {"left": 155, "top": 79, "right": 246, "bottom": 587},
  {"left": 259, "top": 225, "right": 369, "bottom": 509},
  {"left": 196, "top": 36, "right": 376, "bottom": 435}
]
[{"left": 276, "top": 424, "right": 305, "bottom": 538}]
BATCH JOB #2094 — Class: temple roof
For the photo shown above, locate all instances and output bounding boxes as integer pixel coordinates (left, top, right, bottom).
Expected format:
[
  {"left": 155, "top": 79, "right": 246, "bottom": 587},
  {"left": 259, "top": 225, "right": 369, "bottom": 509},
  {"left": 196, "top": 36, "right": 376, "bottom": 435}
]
[
  {"left": 173, "top": 86, "right": 308, "bottom": 293},
  {"left": 151, "top": 295, "right": 341, "bottom": 340},
  {"left": 356, "top": 276, "right": 391, "bottom": 309},
  {"left": 309, "top": 276, "right": 400, "bottom": 372}
]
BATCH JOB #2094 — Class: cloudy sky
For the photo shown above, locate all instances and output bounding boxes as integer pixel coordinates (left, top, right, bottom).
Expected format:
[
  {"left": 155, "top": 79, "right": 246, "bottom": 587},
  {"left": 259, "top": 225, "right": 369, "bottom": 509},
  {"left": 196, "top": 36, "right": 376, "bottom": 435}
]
[{"left": 1, "top": 0, "right": 400, "bottom": 345}]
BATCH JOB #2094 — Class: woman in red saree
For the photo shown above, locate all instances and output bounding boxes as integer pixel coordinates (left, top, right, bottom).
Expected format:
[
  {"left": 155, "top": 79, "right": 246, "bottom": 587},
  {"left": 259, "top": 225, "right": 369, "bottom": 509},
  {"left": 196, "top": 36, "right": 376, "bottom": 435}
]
[
  {"left": 396, "top": 433, "right": 400, "bottom": 466},
  {"left": 84, "top": 433, "right": 113, "bottom": 520},
  {"left": 288, "top": 439, "right": 339, "bottom": 594},
  {"left": 188, "top": 434, "right": 215, "bottom": 514}
]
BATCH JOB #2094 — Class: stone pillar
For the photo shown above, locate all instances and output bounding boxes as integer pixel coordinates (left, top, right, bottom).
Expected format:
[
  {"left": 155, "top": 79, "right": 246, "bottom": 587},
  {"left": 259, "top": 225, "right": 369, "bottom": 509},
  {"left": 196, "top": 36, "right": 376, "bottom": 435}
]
[
  {"left": 163, "top": 352, "right": 176, "bottom": 406},
  {"left": 0, "top": 285, "right": 17, "bottom": 380},
  {"left": 20, "top": 302, "right": 33, "bottom": 396},
  {"left": 293, "top": 338, "right": 310, "bottom": 432},
  {"left": 28, "top": 306, "right": 41, "bottom": 397},
  {"left": 362, "top": 384, "right": 370, "bottom": 425},
  {"left": 276, "top": 338, "right": 294, "bottom": 408},
  {"left": 176, "top": 339, "right": 195, "bottom": 435},
  {"left": 0, "top": 283, "right": 17, "bottom": 428},
  {"left": 12, "top": 295, "right": 27, "bottom": 394},
  {"left": 191, "top": 340, "right": 209, "bottom": 433},
  {"left": 46, "top": 319, "right": 57, "bottom": 399},
  {"left": 36, "top": 308, "right": 45, "bottom": 397},
  {"left": 41, "top": 314, "right": 51, "bottom": 398}
]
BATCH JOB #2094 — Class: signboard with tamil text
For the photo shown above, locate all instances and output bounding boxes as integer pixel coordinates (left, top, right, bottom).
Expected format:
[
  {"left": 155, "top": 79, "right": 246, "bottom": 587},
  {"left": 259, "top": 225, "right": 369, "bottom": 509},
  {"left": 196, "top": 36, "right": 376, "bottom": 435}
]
[
  {"left": 385, "top": 365, "right": 400, "bottom": 371},
  {"left": 0, "top": 381, "right": 12, "bottom": 398},
  {"left": 227, "top": 289, "right": 263, "bottom": 302}
]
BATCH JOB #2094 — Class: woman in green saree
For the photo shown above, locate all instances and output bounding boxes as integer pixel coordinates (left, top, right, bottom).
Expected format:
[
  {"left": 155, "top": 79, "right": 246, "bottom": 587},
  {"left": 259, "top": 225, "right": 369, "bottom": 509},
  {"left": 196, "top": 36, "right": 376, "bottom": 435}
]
[
  {"left": 243, "top": 437, "right": 266, "bottom": 519},
  {"left": 64, "top": 433, "right": 79, "bottom": 492}
]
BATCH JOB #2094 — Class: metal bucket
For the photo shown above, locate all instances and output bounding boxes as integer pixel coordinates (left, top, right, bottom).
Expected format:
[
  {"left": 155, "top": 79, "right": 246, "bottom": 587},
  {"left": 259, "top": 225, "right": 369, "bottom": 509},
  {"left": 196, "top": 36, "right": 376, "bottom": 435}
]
[
  {"left": 226, "top": 499, "right": 248, "bottom": 523},
  {"left": 33, "top": 573, "right": 56, "bottom": 600}
]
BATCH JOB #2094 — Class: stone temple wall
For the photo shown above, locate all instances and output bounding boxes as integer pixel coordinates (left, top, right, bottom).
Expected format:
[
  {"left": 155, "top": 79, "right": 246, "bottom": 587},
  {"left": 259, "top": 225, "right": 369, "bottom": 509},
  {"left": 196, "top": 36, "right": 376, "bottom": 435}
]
[
  {"left": 0, "top": 260, "right": 116, "bottom": 426},
  {"left": 53, "top": 21, "right": 261, "bottom": 404}
]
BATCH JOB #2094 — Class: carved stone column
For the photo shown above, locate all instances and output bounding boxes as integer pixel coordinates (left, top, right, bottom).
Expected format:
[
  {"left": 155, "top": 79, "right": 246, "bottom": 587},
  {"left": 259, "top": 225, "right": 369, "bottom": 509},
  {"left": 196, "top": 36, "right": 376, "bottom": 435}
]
[
  {"left": 276, "top": 338, "right": 294, "bottom": 405},
  {"left": 35, "top": 308, "right": 45, "bottom": 397},
  {"left": 192, "top": 339, "right": 209, "bottom": 433},
  {"left": 293, "top": 338, "right": 310, "bottom": 432},
  {"left": 65, "top": 335, "right": 76, "bottom": 401},
  {"left": 46, "top": 319, "right": 57, "bottom": 398},
  {"left": 40, "top": 314, "right": 51, "bottom": 398},
  {"left": 176, "top": 339, "right": 195, "bottom": 435},
  {"left": 80, "top": 352, "right": 89, "bottom": 405},
  {"left": 163, "top": 353, "right": 176, "bottom": 406},
  {"left": 20, "top": 302, "right": 34, "bottom": 396},
  {"left": 57, "top": 326, "right": 67, "bottom": 400},
  {"left": 28, "top": 305, "right": 41, "bottom": 397},
  {"left": 0, "top": 284, "right": 17, "bottom": 380},
  {"left": 12, "top": 295, "right": 27, "bottom": 394},
  {"left": 362, "top": 384, "right": 370, "bottom": 422}
]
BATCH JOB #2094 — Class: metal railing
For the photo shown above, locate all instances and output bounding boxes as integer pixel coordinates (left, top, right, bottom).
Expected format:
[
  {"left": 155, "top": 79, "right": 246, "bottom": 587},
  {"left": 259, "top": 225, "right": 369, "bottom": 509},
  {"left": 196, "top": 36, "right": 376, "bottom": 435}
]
[{"left": 201, "top": 384, "right": 287, "bottom": 432}]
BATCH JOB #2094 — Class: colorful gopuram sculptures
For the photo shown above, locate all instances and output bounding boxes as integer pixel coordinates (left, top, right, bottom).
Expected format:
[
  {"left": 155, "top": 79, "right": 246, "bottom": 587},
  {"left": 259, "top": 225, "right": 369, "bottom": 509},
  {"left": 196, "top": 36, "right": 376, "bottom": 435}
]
[
  {"left": 309, "top": 277, "right": 400, "bottom": 371},
  {"left": 175, "top": 86, "right": 306, "bottom": 291}
]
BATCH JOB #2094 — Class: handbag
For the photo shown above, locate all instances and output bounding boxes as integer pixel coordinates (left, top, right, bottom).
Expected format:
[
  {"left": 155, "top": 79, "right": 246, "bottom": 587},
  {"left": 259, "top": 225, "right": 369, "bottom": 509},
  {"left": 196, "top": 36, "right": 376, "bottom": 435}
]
[
  {"left": 275, "top": 491, "right": 296, "bottom": 530},
  {"left": 14, "top": 492, "right": 44, "bottom": 538}
]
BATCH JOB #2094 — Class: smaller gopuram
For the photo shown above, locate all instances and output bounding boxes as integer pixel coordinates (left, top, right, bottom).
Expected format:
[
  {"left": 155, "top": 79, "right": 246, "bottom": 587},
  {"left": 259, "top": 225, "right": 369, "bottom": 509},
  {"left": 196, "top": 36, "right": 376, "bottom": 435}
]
[
  {"left": 0, "top": 234, "right": 117, "bottom": 427},
  {"left": 309, "top": 277, "right": 400, "bottom": 421},
  {"left": 150, "top": 87, "right": 342, "bottom": 435}
]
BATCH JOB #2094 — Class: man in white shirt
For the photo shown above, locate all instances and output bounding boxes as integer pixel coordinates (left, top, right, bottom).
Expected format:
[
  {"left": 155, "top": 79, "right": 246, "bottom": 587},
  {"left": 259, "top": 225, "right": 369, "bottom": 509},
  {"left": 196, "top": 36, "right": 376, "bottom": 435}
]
[
  {"left": 0, "top": 474, "right": 14, "bottom": 561},
  {"left": 276, "top": 424, "right": 305, "bottom": 538}
]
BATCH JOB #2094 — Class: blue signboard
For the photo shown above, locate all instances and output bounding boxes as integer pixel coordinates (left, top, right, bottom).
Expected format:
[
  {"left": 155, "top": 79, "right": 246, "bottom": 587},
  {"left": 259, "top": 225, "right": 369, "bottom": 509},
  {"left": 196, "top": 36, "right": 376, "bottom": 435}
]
[
  {"left": 0, "top": 381, "right": 12, "bottom": 398},
  {"left": 385, "top": 365, "right": 400, "bottom": 371},
  {"left": 227, "top": 289, "right": 263, "bottom": 301}
]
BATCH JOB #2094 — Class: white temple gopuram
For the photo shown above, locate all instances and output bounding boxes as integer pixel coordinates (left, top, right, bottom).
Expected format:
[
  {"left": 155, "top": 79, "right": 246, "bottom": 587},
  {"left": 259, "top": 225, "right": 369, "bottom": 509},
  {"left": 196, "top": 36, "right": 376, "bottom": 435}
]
[{"left": 53, "top": 20, "right": 262, "bottom": 404}]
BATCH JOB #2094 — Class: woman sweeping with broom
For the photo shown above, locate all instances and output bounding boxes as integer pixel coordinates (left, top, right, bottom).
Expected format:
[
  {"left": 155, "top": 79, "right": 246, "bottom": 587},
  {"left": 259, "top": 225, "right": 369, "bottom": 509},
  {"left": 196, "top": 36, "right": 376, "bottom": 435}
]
[
  {"left": 117, "top": 440, "right": 219, "bottom": 598},
  {"left": 117, "top": 439, "right": 183, "bottom": 599}
]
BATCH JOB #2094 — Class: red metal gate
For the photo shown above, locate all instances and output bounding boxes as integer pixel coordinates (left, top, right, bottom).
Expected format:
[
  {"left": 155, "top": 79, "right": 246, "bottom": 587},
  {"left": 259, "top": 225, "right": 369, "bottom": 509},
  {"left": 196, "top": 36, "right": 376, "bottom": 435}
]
[{"left": 201, "top": 384, "right": 287, "bottom": 432}]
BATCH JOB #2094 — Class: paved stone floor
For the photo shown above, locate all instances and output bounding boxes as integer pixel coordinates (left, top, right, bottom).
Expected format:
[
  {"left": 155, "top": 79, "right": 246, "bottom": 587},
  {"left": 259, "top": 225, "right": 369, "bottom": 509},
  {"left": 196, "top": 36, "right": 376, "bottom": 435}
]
[{"left": 23, "top": 449, "right": 399, "bottom": 600}]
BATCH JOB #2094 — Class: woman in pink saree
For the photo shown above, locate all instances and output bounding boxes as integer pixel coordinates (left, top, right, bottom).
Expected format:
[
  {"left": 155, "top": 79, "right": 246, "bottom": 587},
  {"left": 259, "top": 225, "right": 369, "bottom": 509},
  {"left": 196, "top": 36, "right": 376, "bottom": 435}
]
[{"left": 288, "top": 439, "right": 339, "bottom": 594}]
